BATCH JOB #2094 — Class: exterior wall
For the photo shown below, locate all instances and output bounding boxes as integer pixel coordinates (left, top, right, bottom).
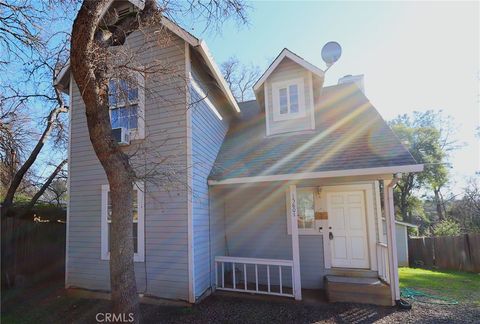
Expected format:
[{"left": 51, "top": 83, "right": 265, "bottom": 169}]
[
  {"left": 209, "top": 180, "right": 385, "bottom": 290},
  {"left": 265, "top": 58, "right": 314, "bottom": 135},
  {"left": 396, "top": 224, "right": 409, "bottom": 267},
  {"left": 211, "top": 184, "right": 326, "bottom": 289},
  {"left": 189, "top": 59, "right": 230, "bottom": 299},
  {"left": 67, "top": 29, "right": 190, "bottom": 300},
  {"left": 209, "top": 187, "right": 227, "bottom": 288}
]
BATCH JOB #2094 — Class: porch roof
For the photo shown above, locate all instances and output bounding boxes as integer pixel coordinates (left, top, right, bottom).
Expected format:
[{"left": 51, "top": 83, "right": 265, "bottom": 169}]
[{"left": 209, "top": 83, "right": 420, "bottom": 183}]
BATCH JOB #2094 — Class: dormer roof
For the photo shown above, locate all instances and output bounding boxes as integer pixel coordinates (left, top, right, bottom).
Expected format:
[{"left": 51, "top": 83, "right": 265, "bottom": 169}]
[{"left": 253, "top": 48, "right": 325, "bottom": 93}]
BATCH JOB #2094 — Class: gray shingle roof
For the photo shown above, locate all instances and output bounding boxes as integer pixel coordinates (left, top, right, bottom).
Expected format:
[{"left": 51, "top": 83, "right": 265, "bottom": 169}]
[{"left": 209, "top": 83, "right": 417, "bottom": 181}]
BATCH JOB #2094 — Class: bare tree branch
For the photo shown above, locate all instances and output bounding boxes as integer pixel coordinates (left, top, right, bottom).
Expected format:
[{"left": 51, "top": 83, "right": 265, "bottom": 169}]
[{"left": 26, "top": 159, "right": 67, "bottom": 210}]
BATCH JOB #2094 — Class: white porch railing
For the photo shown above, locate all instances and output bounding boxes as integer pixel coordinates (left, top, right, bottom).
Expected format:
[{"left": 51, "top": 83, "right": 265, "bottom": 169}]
[
  {"left": 215, "top": 256, "right": 295, "bottom": 298},
  {"left": 376, "top": 243, "right": 390, "bottom": 284}
]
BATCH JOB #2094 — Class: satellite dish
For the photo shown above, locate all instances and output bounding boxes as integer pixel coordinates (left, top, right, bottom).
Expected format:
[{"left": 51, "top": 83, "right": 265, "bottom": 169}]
[{"left": 321, "top": 41, "right": 342, "bottom": 69}]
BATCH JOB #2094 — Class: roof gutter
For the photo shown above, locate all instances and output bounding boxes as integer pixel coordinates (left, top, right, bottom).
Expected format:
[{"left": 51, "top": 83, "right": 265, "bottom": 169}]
[{"left": 208, "top": 164, "right": 424, "bottom": 185}]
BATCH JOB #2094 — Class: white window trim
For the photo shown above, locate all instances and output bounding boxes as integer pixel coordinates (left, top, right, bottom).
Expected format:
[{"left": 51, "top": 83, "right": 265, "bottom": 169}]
[
  {"left": 101, "top": 182, "right": 145, "bottom": 262},
  {"left": 286, "top": 187, "right": 318, "bottom": 235},
  {"left": 272, "top": 78, "right": 306, "bottom": 122},
  {"left": 108, "top": 72, "right": 146, "bottom": 141}
]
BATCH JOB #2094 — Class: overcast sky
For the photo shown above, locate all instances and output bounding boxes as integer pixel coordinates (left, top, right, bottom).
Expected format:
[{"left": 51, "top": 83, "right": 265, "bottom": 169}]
[{"left": 183, "top": 1, "right": 479, "bottom": 193}]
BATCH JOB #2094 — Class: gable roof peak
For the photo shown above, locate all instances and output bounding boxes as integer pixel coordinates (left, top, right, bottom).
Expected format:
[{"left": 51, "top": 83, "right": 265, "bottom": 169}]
[{"left": 253, "top": 48, "right": 324, "bottom": 92}]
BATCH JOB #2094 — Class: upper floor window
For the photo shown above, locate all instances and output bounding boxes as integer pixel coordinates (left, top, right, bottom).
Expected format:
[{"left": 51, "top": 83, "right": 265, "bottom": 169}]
[
  {"left": 272, "top": 78, "right": 306, "bottom": 121},
  {"left": 108, "top": 73, "right": 145, "bottom": 139}
]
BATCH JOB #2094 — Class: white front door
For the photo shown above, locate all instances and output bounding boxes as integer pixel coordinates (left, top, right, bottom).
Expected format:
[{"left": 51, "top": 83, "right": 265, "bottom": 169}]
[{"left": 327, "top": 191, "right": 370, "bottom": 269}]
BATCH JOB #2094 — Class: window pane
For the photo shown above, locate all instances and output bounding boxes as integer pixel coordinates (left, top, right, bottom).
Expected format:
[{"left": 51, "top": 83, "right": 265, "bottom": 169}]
[
  {"left": 110, "top": 108, "right": 120, "bottom": 129},
  {"left": 279, "top": 88, "right": 288, "bottom": 114},
  {"left": 119, "top": 80, "right": 129, "bottom": 104},
  {"left": 128, "top": 105, "right": 138, "bottom": 129},
  {"left": 297, "top": 190, "right": 314, "bottom": 229},
  {"left": 128, "top": 87, "right": 138, "bottom": 102},
  {"left": 109, "top": 78, "right": 139, "bottom": 112},
  {"left": 107, "top": 192, "right": 112, "bottom": 221},
  {"left": 289, "top": 84, "right": 299, "bottom": 113},
  {"left": 133, "top": 223, "right": 138, "bottom": 253},
  {"left": 110, "top": 105, "right": 138, "bottom": 130},
  {"left": 108, "top": 80, "right": 117, "bottom": 106},
  {"left": 132, "top": 189, "right": 138, "bottom": 222}
]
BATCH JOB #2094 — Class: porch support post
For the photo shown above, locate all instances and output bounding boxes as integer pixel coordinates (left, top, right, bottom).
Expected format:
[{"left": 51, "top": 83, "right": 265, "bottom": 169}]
[
  {"left": 384, "top": 179, "right": 400, "bottom": 305},
  {"left": 289, "top": 184, "right": 302, "bottom": 300}
]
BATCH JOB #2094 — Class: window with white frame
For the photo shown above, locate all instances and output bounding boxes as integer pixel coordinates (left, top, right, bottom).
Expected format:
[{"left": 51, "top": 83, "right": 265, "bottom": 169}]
[
  {"left": 286, "top": 187, "right": 317, "bottom": 235},
  {"left": 101, "top": 183, "right": 145, "bottom": 262},
  {"left": 272, "top": 78, "right": 306, "bottom": 121},
  {"left": 108, "top": 73, "right": 145, "bottom": 139}
]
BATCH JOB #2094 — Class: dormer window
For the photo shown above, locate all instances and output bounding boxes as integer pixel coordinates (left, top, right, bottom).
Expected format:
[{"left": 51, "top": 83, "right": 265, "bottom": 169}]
[{"left": 272, "top": 78, "right": 305, "bottom": 121}]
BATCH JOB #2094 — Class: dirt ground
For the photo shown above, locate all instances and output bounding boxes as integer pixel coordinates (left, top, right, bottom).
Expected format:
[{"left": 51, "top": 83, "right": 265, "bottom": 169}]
[{"left": 2, "top": 275, "right": 479, "bottom": 324}]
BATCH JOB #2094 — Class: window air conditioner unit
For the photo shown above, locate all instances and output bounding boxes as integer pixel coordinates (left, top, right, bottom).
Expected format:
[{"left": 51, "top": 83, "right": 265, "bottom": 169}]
[{"left": 112, "top": 127, "right": 130, "bottom": 145}]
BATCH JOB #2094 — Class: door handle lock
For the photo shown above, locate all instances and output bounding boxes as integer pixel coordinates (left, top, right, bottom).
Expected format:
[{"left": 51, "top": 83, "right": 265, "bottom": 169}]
[{"left": 329, "top": 232, "right": 334, "bottom": 240}]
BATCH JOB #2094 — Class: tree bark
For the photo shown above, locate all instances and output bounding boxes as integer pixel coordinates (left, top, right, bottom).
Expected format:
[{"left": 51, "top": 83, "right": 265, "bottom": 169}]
[{"left": 70, "top": 1, "right": 142, "bottom": 321}]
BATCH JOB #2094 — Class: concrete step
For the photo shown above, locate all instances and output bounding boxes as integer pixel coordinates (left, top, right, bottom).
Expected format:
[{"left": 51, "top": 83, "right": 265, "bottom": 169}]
[
  {"left": 326, "top": 268, "right": 379, "bottom": 278},
  {"left": 325, "top": 275, "right": 392, "bottom": 306}
]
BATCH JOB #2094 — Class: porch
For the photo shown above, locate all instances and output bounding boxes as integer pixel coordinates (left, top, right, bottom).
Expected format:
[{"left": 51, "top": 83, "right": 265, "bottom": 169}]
[{"left": 209, "top": 178, "right": 401, "bottom": 306}]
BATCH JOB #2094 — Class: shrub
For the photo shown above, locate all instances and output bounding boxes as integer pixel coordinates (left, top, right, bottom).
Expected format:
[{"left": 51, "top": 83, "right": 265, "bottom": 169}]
[{"left": 433, "top": 219, "right": 461, "bottom": 236}]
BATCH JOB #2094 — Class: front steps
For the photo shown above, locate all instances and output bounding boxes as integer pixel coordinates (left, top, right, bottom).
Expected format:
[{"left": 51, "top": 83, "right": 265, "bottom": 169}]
[
  {"left": 326, "top": 268, "right": 379, "bottom": 278},
  {"left": 325, "top": 275, "right": 392, "bottom": 306}
]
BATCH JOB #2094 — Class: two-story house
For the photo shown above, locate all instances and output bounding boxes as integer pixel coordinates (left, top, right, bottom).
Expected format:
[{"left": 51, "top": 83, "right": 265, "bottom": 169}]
[{"left": 55, "top": 0, "right": 422, "bottom": 306}]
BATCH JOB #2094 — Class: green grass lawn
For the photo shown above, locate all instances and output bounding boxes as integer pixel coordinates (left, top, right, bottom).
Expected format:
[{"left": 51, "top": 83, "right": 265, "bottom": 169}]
[{"left": 399, "top": 267, "right": 480, "bottom": 305}]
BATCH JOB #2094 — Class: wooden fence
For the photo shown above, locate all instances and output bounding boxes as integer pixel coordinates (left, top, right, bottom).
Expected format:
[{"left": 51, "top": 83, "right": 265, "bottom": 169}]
[
  {"left": 3, "top": 217, "right": 65, "bottom": 285},
  {"left": 408, "top": 234, "right": 480, "bottom": 272}
]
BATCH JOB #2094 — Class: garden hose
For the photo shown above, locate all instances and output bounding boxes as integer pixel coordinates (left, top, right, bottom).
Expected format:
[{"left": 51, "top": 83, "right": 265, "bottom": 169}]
[{"left": 400, "top": 287, "right": 459, "bottom": 305}]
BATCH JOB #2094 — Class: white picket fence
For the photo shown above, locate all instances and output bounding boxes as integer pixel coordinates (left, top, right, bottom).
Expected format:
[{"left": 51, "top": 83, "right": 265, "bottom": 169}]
[
  {"left": 215, "top": 256, "right": 295, "bottom": 298},
  {"left": 376, "top": 242, "right": 390, "bottom": 284}
]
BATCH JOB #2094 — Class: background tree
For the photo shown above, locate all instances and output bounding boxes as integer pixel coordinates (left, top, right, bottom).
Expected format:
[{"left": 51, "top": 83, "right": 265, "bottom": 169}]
[
  {"left": 0, "top": 2, "right": 73, "bottom": 287},
  {"left": 389, "top": 110, "right": 457, "bottom": 227},
  {"left": 432, "top": 219, "right": 461, "bottom": 236},
  {"left": 221, "top": 56, "right": 260, "bottom": 102},
  {"left": 449, "top": 176, "right": 480, "bottom": 233}
]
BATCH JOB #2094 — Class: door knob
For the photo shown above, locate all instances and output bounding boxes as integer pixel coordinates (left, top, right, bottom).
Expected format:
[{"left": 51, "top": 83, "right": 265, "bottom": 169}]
[{"left": 329, "top": 232, "right": 334, "bottom": 240}]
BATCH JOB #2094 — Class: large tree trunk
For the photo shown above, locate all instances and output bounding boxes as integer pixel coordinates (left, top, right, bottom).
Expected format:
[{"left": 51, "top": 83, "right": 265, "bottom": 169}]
[{"left": 70, "top": 1, "right": 140, "bottom": 320}]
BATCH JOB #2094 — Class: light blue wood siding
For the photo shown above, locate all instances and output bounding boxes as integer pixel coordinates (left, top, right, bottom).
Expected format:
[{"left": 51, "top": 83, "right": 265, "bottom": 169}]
[
  {"left": 396, "top": 223, "right": 409, "bottom": 267},
  {"left": 190, "top": 63, "right": 229, "bottom": 298},
  {"left": 211, "top": 185, "right": 326, "bottom": 289},
  {"left": 67, "top": 28, "right": 190, "bottom": 300}
]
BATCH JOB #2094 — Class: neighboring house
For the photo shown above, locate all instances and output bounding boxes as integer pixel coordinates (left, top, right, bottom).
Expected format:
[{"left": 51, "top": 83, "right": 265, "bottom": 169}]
[
  {"left": 55, "top": 1, "right": 423, "bottom": 306},
  {"left": 382, "top": 220, "right": 419, "bottom": 267}
]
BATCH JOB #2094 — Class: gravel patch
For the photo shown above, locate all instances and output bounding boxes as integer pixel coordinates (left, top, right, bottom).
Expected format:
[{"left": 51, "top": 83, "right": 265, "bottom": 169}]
[{"left": 141, "top": 293, "right": 480, "bottom": 324}]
